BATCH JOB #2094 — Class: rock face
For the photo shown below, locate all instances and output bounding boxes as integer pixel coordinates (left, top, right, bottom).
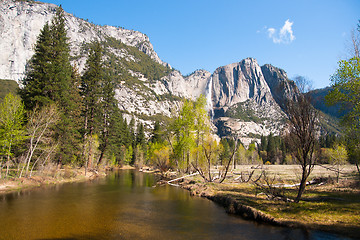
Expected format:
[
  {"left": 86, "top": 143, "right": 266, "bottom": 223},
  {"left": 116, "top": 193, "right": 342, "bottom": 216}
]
[
  {"left": 0, "top": 0, "right": 166, "bottom": 81},
  {"left": 162, "top": 69, "right": 211, "bottom": 100},
  {"left": 210, "top": 58, "right": 297, "bottom": 145},
  {"left": 261, "top": 64, "right": 299, "bottom": 111},
  {"left": 212, "top": 58, "right": 273, "bottom": 108}
]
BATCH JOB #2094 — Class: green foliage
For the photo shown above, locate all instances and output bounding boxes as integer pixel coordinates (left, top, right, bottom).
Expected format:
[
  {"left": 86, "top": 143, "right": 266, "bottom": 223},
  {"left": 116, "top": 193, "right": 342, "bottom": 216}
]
[
  {"left": 20, "top": 6, "right": 83, "bottom": 164},
  {"left": 326, "top": 57, "right": 360, "bottom": 165},
  {"left": 81, "top": 41, "right": 104, "bottom": 135},
  {"left": 235, "top": 144, "right": 246, "bottom": 165},
  {"left": 125, "top": 145, "right": 133, "bottom": 165},
  {"left": 0, "top": 93, "right": 26, "bottom": 176},
  {"left": 308, "top": 87, "right": 347, "bottom": 119},
  {"left": 326, "top": 144, "right": 348, "bottom": 165},
  {"left": 150, "top": 121, "right": 163, "bottom": 143},
  {"left": 259, "top": 134, "right": 290, "bottom": 164},
  {"left": 148, "top": 141, "right": 171, "bottom": 173},
  {"left": 266, "top": 133, "right": 276, "bottom": 162},
  {"left": 102, "top": 37, "right": 172, "bottom": 81},
  {"left": 327, "top": 57, "right": 360, "bottom": 131},
  {"left": 0, "top": 80, "right": 19, "bottom": 101},
  {"left": 136, "top": 123, "right": 146, "bottom": 149},
  {"left": 225, "top": 101, "right": 262, "bottom": 123},
  {"left": 325, "top": 144, "right": 348, "bottom": 182}
]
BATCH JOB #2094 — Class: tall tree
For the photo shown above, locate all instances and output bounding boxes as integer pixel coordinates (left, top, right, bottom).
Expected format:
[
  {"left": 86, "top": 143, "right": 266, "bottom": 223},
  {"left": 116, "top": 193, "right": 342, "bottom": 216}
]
[
  {"left": 81, "top": 41, "right": 103, "bottom": 169},
  {"left": 172, "top": 99, "right": 195, "bottom": 172},
  {"left": 20, "top": 6, "right": 82, "bottom": 164},
  {"left": 150, "top": 121, "right": 163, "bottom": 143},
  {"left": 97, "top": 72, "right": 117, "bottom": 166},
  {"left": 50, "top": 6, "right": 82, "bottom": 164},
  {"left": 20, "top": 23, "right": 52, "bottom": 109},
  {"left": 286, "top": 76, "right": 319, "bottom": 203},
  {"left": 267, "top": 133, "right": 276, "bottom": 163},
  {"left": 21, "top": 104, "right": 59, "bottom": 178},
  {"left": 326, "top": 21, "right": 360, "bottom": 175}
]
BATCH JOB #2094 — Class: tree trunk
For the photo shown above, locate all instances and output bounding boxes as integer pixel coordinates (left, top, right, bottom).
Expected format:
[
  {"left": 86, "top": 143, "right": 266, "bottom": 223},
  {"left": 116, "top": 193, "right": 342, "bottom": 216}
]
[
  {"left": 97, "top": 136, "right": 107, "bottom": 167},
  {"left": 295, "top": 167, "right": 307, "bottom": 203}
]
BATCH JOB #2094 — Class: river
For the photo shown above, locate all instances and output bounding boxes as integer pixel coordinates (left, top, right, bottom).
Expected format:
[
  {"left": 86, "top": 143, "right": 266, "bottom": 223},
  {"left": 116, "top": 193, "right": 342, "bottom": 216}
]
[{"left": 0, "top": 170, "right": 352, "bottom": 240}]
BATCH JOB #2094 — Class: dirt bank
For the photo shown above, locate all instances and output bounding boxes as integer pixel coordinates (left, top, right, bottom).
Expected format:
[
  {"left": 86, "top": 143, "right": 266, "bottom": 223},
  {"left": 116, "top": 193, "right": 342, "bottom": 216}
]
[{"left": 0, "top": 167, "right": 107, "bottom": 195}]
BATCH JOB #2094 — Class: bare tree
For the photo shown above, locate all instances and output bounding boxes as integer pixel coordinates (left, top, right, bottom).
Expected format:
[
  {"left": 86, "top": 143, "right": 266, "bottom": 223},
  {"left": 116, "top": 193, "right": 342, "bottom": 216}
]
[
  {"left": 191, "top": 135, "right": 238, "bottom": 183},
  {"left": 285, "top": 76, "right": 319, "bottom": 203},
  {"left": 20, "top": 104, "right": 59, "bottom": 178}
]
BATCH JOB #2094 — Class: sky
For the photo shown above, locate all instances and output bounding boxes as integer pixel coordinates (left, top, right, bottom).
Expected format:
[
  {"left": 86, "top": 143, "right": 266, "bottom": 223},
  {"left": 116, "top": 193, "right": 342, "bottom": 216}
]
[{"left": 44, "top": 0, "right": 360, "bottom": 89}]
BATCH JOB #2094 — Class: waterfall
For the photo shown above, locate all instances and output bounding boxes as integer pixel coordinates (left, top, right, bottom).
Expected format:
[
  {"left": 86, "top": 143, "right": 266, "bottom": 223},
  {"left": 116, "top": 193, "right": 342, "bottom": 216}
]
[{"left": 206, "top": 76, "right": 214, "bottom": 119}]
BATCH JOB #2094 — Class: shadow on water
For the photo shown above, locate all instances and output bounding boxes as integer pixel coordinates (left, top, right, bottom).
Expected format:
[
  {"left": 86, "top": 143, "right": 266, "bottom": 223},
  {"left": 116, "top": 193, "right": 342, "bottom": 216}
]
[{"left": 0, "top": 170, "right": 356, "bottom": 240}]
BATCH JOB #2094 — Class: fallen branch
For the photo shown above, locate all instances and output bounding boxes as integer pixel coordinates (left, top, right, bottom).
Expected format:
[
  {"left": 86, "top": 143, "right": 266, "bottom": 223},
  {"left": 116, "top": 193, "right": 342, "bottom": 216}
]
[{"left": 167, "top": 172, "right": 199, "bottom": 187}]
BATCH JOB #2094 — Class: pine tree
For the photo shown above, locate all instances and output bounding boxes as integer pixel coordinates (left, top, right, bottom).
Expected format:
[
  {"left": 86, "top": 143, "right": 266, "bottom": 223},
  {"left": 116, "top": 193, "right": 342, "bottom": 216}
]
[
  {"left": 80, "top": 41, "right": 103, "bottom": 169},
  {"left": 150, "top": 121, "right": 162, "bottom": 143},
  {"left": 97, "top": 53, "right": 117, "bottom": 166},
  {"left": 20, "top": 6, "right": 82, "bottom": 164},
  {"left": 107, "top": 108, "right": 126, "bottom": 164},
  {"left": 136, "top": 123, "right": 146, "bottom": 149},
  {"left": 81, "top": 41, "right": 103, "bottom": 136},
  {"left": 20, "top": 23, "right": 52, "bottom": 109},
  {"left": 267, "top": 133, "right": 276, "bottom": 163}
]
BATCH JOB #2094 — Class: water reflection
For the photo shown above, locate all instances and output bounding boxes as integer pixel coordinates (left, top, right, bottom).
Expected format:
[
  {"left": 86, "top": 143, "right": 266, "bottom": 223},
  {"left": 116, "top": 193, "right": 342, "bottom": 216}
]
[{"left": 0, "top": 170, "right": 352, "bottom": 240}]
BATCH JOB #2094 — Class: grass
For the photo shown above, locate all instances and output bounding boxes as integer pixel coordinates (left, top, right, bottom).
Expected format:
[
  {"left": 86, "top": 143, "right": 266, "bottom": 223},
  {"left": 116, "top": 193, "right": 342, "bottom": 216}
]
[{"left": 183, "top": 164, "right": 360, "bottom": 239}]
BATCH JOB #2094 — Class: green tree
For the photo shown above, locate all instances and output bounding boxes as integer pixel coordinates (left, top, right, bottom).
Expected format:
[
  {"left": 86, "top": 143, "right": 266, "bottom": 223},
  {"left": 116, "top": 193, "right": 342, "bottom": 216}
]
[
  {"left": 150, "top": 121, "right": 163, "bottom": 143},
  {"left": 97, "top": 70, "right": 117, "bottom": 166},
  {"left": 125, "top": 145, "right": 133, "bottom": 165},
  {"left": 0, "top": 93, "right": 26, "bottom": 178},
  {"left": 326, "top": 21, "right": 360, "bottom": 175},
  {"left": 136, "top": 123, "right": 146, "bottom": 149},
  {"left": 20, "top": 23, "right": 52, "bottom": 109},
  {"left": 219, "top": 138, "right": 230, "bottom": 166},
  {"left": 266, "top": 133, "right": 276, "bottom": 163},
  {"left": 148, "top": 142, "right": 171, "bottom": 174},
  {"left": 235, "top": 143, "right": 247, "bottom": 165},
  {"left": 327, "top": 144, "right": 348, "bottom": 182},
  {"left": 81, "top": 41, "right": 103, "bottom": 137},
  {"left": 80, "top": 41, "right": 104, "bottom": 169},
  {"left": 191, "top": 134, "right": 220, "bottom": 182},
  {"left": 20, "top": 6, "right": 82, "bottom": 164},
  {"left": 172, "top": 99, "right": 196, "bottom": 172},
  {"left": 326, "top": 57, "right": 360, "bottom": 173},
  {"left": 246, "top": 142, "right": 261, "bottom": 164}
]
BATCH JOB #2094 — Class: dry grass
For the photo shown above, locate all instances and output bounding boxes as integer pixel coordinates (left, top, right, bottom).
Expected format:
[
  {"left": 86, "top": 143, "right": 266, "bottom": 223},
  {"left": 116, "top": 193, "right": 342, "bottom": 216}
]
[{"left": 184, "top": 164, "right": 360, "bottom": 239}]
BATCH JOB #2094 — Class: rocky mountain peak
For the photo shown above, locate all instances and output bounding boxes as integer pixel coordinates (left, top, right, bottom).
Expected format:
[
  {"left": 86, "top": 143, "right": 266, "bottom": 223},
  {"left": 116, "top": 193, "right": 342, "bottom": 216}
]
[
  {"left": 211, "top": 58, "right": 274, "bottom": 109},
  {"left": 261, "top": 64, "right": 299, "bottom": 110}
]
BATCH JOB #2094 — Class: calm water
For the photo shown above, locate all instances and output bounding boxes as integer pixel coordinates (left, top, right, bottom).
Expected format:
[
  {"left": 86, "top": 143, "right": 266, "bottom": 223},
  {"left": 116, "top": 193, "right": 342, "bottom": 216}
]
[{"left": 0, "top": 170, "right": 352, "bottom": 240}]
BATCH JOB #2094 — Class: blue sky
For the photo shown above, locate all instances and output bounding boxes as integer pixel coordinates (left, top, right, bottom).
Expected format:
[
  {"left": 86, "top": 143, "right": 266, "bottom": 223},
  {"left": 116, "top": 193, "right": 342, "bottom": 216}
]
[{"left": 45, "top": 0, "right": 359, "bottom": 89}]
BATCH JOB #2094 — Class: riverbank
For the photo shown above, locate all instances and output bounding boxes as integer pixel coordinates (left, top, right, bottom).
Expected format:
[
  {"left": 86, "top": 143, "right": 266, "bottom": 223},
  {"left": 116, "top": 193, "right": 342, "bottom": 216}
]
[
  {"left": 0, "top": 165, "right": 134, "bottom": 195},
  {"left": 173, "top": 165, "right": 360, "bottom": 239}
]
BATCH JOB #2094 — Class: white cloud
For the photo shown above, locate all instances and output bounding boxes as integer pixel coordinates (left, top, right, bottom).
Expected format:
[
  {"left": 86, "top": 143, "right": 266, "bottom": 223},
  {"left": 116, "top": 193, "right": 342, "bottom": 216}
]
[{"left": 267, "top": 19, "right": 295, "bottom": 44}]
